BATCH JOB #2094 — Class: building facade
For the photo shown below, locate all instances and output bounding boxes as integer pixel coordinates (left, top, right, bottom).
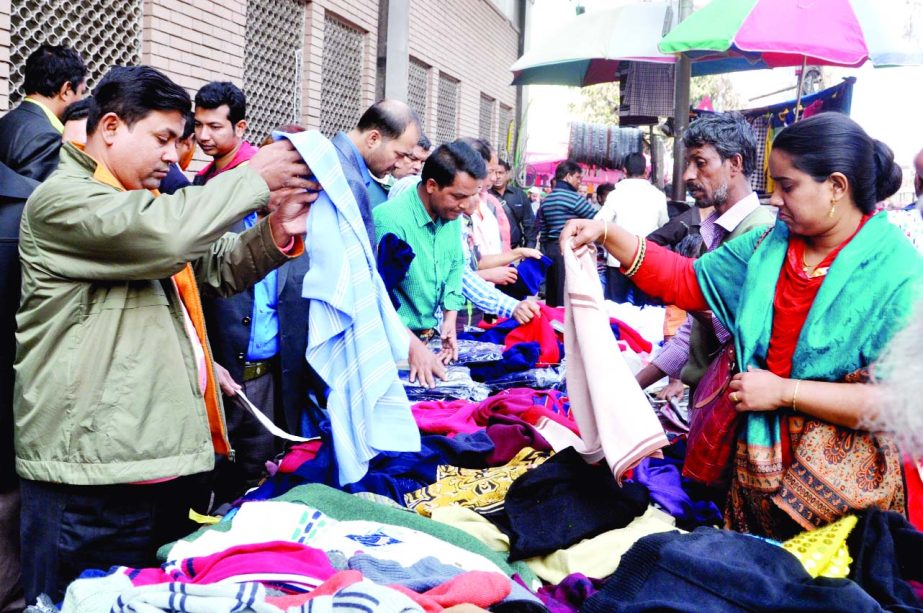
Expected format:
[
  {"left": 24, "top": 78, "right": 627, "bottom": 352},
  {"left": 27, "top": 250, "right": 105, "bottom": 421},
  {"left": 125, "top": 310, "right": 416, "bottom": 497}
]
[{"left": 0, "top": 0, "right": 524, "bottom": 162}]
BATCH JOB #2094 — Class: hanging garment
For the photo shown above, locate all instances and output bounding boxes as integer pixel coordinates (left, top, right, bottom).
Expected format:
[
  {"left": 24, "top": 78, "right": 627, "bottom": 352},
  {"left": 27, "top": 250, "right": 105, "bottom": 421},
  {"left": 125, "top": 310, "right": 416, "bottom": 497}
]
[
  {"left": 622, "top": 62, "right": 676, "bottom": 118},
  {"left": 280, "top": 130, "right": 420, "bottom": 486},
  {"left": 562, "top": 241, "right": 668, "bottom": 482}
]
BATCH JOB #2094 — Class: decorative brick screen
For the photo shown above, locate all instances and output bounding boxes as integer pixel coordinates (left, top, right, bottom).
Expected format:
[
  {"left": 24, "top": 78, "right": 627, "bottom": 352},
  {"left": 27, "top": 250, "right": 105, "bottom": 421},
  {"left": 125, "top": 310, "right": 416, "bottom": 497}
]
[
  {"left": 9, "top": 0, "right": 142, "bottom": 105},
  {"left": 434, "top": 72, "right": 459, "bottom": 145},
  {"left": 407, "top": 56, "right": 429, "bottom": 128},
  {"left": 319, "top": 14, "right": 364, "bottom": 136},
  {"left": 244, "top": 0, "right": 306, "bottom": 143}
]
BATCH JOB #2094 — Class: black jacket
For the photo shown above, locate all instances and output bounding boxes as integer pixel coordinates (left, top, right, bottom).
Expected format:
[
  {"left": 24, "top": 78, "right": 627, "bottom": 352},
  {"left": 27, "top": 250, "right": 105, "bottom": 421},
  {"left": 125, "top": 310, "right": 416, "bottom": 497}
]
[
  {"left": 0, "top": 163, "right": 39, "bottom": 490},
  {"left": 0, "top": 101, "right": 62, "bottom": 182},
  {"left": 201, "top": 218, "right": 315, "bottom": 435},
  {"left": 490, "top": 185, "right": 536, "bottom": 248}
]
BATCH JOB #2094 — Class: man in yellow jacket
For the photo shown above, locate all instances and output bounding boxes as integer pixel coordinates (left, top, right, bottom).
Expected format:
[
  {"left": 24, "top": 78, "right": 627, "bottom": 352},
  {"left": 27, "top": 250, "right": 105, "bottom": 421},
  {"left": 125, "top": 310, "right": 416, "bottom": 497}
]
[{"left": 14, "top": 65, "right": 315, "bottom": 603}]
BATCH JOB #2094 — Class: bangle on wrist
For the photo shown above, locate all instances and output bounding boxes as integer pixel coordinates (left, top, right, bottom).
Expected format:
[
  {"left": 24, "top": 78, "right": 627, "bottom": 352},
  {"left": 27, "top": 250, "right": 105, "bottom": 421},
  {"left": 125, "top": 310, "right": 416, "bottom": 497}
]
[
  {"left": 791, "top": 380, "right": 801, "bottom": 411},
  {"left": 625, "top": 236, "right": 646, "bottom": 278},
  {"left": 602, "top": 221, "right": 608, "bottom": 243}
]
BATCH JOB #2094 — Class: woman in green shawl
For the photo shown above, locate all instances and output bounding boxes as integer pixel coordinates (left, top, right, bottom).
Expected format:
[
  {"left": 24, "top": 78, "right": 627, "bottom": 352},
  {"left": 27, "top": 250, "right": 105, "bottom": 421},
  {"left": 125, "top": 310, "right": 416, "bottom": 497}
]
[{"left": 562, "top": 113, "right": 922, "bottom": 538}]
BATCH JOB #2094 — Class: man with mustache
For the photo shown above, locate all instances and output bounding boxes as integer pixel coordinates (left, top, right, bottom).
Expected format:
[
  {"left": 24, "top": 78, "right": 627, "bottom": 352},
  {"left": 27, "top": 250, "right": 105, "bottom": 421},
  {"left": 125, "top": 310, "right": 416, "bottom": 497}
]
[
  {"left": 373, "top": 141, "right": 486, "bottom": 367},
  {"left": 635, "top": 113, "right": 775, "bottom": 401},
  {"left": 14, "top": 66, "right": 315, "bottom": 602},
  {"left": 193, "top": 81, "right": 255, "bottom": 186}
]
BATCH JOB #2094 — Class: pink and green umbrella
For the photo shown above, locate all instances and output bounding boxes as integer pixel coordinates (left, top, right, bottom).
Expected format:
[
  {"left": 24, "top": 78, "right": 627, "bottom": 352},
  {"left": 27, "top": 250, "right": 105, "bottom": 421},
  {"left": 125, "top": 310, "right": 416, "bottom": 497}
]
[{"left": 659, "top": 0, "right": 923, "bottom": 76}]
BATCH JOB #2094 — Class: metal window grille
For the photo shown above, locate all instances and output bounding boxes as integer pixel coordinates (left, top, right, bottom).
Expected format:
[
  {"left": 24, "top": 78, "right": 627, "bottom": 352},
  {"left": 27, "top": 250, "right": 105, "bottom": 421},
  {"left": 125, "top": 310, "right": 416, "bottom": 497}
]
[
  {"left": 320, "top": 14, "right": 364, "bottom": 137},
  {"left": 407, "top": 57, "right": 429, "bottom": 127},
  {"left": 435, "top": 73, "right": 459, "bottom": 145},
  {"left": 498, "top": 104, "right": 514, "bottom": 161},
  {"left": 479, "top": 94, "right": 495, "bottom": 142},
  {"left": 244, "top": 0, "right": 305, "bottom": 144},
  {"left": 9, "top": 0, "right": 142, "bottom": 106}
]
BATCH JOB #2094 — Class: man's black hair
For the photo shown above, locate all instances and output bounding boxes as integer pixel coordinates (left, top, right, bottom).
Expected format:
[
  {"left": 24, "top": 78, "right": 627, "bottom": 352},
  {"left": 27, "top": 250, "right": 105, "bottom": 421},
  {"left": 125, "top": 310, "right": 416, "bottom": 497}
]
[
  {"left": 596, "top": 182, "right": 616, "bottom": 199},
  {"left": 194, "top": 81, "right": 246, "bottom": 125},
  {"left": 554, "top": 160, "right": 582, "bottom": 182},
  {"left": 421, "top": 140, "right": 487, "bottom": 188},
  {"left": 86, "top": 66, "right": 191, "bottom": 135},
  {"left": 23, "top": 44, "right": 87, "bottom": 97},
  {"left": 622, "top": 152, "right": 646, "bottom": 177},
  {"left": 418, "top": 133, "right": 432, "bottom": 151},
  {"left": 457, "top": 137, "right": 492, "bottom": 163},
  {"left": 683, "top": 112, "right": 756, "bottom": 176},
  {"left": 181, "top": 112, "right": 195, "bottom": 140},
  {"left": 357, "top": 100, "right": 421, "bottom": 140},
  {"left": 62, "top": 97, "right": 92, "bottom": 123},
  {"left": 498, "top": 159, "right": 512, "bottom": 171}
]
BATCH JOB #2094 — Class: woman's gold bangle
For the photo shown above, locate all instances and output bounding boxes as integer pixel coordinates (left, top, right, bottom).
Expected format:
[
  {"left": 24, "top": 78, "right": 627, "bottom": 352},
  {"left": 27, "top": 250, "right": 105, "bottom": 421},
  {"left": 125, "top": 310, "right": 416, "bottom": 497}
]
[
  {"left": 791, "top": 380, "right": 801, "bottom": 411},
  {"left": 602, "top": 221, "right": 608, "bottom": 243},
  {"left": 625, "top": 236, "right": 646, "bottom": 278}
]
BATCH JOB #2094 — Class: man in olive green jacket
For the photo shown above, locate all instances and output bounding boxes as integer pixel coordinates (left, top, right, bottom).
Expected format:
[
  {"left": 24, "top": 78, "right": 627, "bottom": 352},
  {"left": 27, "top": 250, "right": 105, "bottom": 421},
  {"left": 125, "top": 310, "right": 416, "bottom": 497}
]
[{"left": 14, "top": 66, "right": 315, "bottom": 603}]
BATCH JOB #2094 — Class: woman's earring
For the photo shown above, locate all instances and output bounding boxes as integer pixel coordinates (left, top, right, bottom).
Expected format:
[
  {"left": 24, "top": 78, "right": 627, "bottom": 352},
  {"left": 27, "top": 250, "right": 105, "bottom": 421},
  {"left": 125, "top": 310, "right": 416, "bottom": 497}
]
[{"left": 828, "top": 199, "right": 837, "bottom": 218}]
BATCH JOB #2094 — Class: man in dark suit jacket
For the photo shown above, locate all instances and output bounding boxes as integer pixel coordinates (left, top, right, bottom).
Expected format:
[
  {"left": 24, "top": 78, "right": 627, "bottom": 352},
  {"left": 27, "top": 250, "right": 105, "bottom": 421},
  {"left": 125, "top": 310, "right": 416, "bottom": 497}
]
[
  {"left": 0, "top": 162, "right": 38, "bottom": 612},
  {"left": 490, "top": 158, "right": 535, "bottom": 248},
  {"left": 0, "top": 44, "right": 86, "bottom": 182},
  {"left": 330, "top": 100, "right": 451, "bottom": 389},
  {"left": 191, "top": 89, "right": 310, "bottom": 503},
  {"left": 201, "top": 215, "right": 314, "bottom": 503}
]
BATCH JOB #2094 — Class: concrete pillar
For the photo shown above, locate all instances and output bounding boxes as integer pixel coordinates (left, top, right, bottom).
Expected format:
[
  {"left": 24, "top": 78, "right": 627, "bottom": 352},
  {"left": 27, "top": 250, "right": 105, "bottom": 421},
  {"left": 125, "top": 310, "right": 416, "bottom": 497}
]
[
  {"left": 376, "top": 0, "right": 409, "bottom": 101},
  {"left": 671, "top": 0, "right": 693, "bottom": 202}
]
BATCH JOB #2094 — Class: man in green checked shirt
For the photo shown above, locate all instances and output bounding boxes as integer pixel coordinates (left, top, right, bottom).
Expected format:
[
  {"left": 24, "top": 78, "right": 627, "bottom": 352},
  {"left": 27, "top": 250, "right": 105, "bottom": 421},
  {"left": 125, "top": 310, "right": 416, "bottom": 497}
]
[{"left": 373, "top": 141, "right": 487, "bottom": 385}]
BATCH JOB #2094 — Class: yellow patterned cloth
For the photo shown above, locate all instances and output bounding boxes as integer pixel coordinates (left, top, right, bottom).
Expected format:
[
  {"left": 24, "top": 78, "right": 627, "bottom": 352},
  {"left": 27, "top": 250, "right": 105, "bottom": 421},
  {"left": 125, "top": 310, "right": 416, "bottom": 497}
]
[
  {"left": 781, "top": 514, "right": 857, "bottom": 578},
  {"left": 404, "top": 447, "right": 550, "bottom": 517}
]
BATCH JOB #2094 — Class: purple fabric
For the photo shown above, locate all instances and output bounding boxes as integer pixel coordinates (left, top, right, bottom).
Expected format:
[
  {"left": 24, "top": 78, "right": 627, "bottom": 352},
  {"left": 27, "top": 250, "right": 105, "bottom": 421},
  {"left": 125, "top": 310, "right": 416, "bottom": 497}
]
[
  {"left": 631, "top": 454, "right": 722, "bottom": 528},
  {"left": 484, "top": 413, "right": 552, "bottom": 465},
  {"left": 537, "top": 573, "right": 604, "bottom": 613}
]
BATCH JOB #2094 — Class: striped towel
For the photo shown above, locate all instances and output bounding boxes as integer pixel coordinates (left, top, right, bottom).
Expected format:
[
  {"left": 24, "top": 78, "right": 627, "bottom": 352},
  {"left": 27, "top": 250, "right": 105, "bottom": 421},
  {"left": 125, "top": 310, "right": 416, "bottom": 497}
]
[
  {"left": 562, "top": 239, "right": 668, "bottom": 483},
  {"left": 278, "top": 130, "right": 420, "bottom": 485}
]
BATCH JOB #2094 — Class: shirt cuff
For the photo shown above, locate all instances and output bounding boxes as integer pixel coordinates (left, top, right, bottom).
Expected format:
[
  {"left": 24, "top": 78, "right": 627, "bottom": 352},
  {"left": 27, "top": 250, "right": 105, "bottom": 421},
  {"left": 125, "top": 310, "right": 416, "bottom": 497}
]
[{"left": 651, "top": 342, "right": 688, "bottom": 379}]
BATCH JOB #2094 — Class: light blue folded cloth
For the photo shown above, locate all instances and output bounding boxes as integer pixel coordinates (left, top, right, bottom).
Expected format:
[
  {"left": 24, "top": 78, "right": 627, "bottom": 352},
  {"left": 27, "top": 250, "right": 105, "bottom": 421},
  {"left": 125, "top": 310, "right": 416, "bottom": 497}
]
[{"left": 276, "top": 130, "right": 421, "bottom": 485}]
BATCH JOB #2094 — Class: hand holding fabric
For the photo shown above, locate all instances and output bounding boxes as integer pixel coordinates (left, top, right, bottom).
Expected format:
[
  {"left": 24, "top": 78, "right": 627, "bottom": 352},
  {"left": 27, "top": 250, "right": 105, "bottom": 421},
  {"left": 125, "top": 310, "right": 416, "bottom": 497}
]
[
  {"left": 269, "top": 188, "right": 314, "bottom": 239},
  {"left": 248, "top": 140, "right": 312, "bottom": 190},
  {"left": 512, "top": 299, "right": 541, "bottom": 324},
  {"left": 479, "top": 266, "right": 518, "bottom": 285},
  {"left": 214, "top": 361, "right": 241, "bottom": 396},
  {"left": 656, "top": 378, "right": 685, "bottom": 402},
  {"left": 729, "top": 366, "right": 789, "bottom": 412},
  {"left": 560, "top": 218, "right": 606, "bottom": 251},
  {"left": 408, "top": 333, "right": 447, "bottom": 388},
  {"left": 440, "top": 314, "right": 459, "bottom": 364},
  {"left": 513, "top": 247, "right": 543, "bottom": 261},
  {"left": 266, "top": 184, "right": 320, "bottom": 215}
]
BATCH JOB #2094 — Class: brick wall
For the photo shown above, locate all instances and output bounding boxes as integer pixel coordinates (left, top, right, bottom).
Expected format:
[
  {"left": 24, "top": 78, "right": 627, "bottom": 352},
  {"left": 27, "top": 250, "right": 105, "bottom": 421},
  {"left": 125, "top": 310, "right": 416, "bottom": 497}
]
[
  {"left": 0, "top": 0, "right": 9, "bottom": 112},
  {"left": 140, "top": 0, "right": 246, "bottom": 170},
  {"left": 408, "top": 0, "right": 519, "bottom": 143},
  {"left": 0, "top": 0, "right": 520, "bottom": 143},
  {"left": 301, "top": 0, "right": 379, "bottom": 131},
  {"left": 141, "top": 0, "right": 246, "bottom": 93}
]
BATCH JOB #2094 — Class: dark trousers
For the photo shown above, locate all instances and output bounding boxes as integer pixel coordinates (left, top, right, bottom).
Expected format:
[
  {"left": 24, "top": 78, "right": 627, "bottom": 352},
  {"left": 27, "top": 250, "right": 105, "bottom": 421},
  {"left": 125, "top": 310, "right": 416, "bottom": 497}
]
[
  {"left": 20, "top": 474, "right": 209, "bottom": 604},
  {"left": 542, "top": 239, "right": 565, "bottom": 307},
  {"left": 212, "top": 368, "right": 280, "bottom": 506},
  {"left": 0, "top": 485, "right": 22, "bottom": 612}
]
